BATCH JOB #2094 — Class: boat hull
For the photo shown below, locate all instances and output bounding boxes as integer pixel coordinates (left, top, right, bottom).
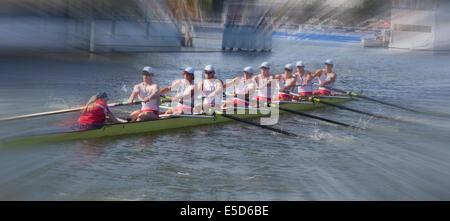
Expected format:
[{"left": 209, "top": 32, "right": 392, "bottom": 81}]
[{"left": 1, "top": 96, "right": 351, "bottom": 147}]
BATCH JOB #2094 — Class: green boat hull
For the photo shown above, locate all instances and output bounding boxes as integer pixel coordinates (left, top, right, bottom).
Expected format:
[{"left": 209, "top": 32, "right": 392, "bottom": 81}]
[{"left": 1, "top": 96, "right": 351, "bottom": 147}]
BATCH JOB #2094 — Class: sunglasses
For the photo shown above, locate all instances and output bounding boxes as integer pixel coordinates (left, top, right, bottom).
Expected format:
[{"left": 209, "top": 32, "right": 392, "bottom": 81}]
[{"left": 205, "top": 71, "right": 214, "bottom": 74}]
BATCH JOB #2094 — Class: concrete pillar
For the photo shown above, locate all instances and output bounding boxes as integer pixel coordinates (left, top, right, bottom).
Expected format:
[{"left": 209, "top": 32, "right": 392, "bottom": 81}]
[{"left": 89, "top": 21, "right": 95, "bottom": 53}]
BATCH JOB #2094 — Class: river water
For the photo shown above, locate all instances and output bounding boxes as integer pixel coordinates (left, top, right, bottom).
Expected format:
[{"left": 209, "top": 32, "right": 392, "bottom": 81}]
[{"left": 1, "top": 39, "right": 450, "bottom": 200}]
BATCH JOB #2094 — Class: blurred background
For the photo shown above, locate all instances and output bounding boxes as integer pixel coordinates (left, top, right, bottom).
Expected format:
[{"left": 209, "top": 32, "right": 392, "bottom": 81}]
[{"left": 1, "top": 0, "right": 447, "bottom": 53}]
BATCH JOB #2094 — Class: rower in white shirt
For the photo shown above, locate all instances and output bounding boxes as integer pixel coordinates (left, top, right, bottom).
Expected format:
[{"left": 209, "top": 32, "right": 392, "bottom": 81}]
[
  {"left": 160, "top": 67, "right": 195, "bottom": 115},
  {"left": 253, "top": 61, "right": 274, "bottom": 105},
  {"left": 293, "top": 61, "right": 313, "bottom": 100},
  {"left": 313, "top": 59, "right": 337, "bottom": 96},
  {"left": 274, "top": 64, "right": 296, "bottom": 101},
  {"left": 127, "top": 66, "right": 160, "bottom": 121},
  {"left": 193, "top": 65, "right": 224, "bottom": 114},
  {"left": 222, "top": 66, "right": 257, "bottom": 108}
]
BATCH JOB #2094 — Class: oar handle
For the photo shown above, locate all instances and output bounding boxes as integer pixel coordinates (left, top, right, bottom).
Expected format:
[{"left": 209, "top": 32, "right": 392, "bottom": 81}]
[{"left": 110, "top": 100, "right": 143, "bottom": 107}]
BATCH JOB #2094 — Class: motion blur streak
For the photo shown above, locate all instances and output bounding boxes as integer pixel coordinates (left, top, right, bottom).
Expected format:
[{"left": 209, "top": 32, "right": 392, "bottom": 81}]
[{"left": 0, "top": 0, "right": 396, "bottom": 53}]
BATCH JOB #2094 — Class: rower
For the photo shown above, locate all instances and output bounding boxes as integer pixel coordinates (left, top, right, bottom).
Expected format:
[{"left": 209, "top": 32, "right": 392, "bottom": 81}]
[
  {"left": 77, "top": 92, "right": 120, "bottom": 130},
  {"left": 274, "top": 63, "right": 296, "bottom": 101},
  {"left": 193, "top": 65, "right": 224, "bottom": 114},
  {"left": 293, "top": 61, "right": 313, "bottom": 100},
  {"left": 313, "top": 59, "right": 337, "bottom": 96},
  {"left": 160, "top": 67, "right": 195, "bottom": 115},
  {"left": 222, "top": 66, "right": 256, "bottom": 108},
  {"left": 253, "top": 61, "right": 274, "bottom": 105},
  {"left": 127, "top": 66, "right": 160, "bottom": 121}
]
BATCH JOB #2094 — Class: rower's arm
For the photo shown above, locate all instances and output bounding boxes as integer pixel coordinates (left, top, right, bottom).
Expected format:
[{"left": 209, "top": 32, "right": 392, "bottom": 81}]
[
  {"left": 255, "top": 75, "right": 273, "bottom": 89},
  {"left": 321, "top": 73, "right": 336, "bottom": 86},
  {"left": 253, "top": 76, "right": 260, "bottom": 88},
  {"left": 193, "top": 81, "right": 203, "bottom": 98},
  {"left": 208, "top": 80, "right": 224, "bottom": 98},
  {"left": 161, "top": 79, "right": 181, "bottom": 95},
  {"left": 304, "top": 72, "right": 313, "bottom": 85},
  {"left": 143, "top": 85, "right": 160, "bottom": 102},
  {"left": 223, "top": 77, "right": 238, "bottom": 89},
  {"left": 159, "top": 87, "right": 171, "bottom": 95},
  {"left": 312, "top": 70, "right": 322, "bottom": 78},
  {"left": 265, "top": 75, "right": 274, "bottom": 87},
  {"left": 106, "top": 112, "right": 120, "bottom": 124},
  {"left": 281, "top": 78, "right": 296, "bottom": 91},
  {"left": 245, "top": 82, "right": 256, "bottom": 97},
  {"left": 171, "top": 84, "right": 194, "bottom": 102},
  {"left": 127, "top": 85, "right": 139, "bottom": 104}
]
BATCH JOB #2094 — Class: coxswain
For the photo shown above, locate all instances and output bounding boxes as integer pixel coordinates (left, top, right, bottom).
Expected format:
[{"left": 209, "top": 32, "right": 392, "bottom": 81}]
[
  {"left": 160, "top": 67, "right": 195, "bottom": 114},
  {"left": 313, "top": 59, "right": 337, "bottom": 96},
  {"left": 77, "top": 92, "right": 120, "bottom": 130},
  {"left": 127, "top": 66, "right": 160, "bottom": 121}
]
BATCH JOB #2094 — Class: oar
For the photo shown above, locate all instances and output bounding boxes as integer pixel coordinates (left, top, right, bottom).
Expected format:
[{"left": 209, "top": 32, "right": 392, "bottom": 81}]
[
  {"left": 160, "top": 94, "right": 172, "bottom": 103},
  {"left": 0, "top": 101, "right": 143, "bottom": 122},
  {"left": 159, "top": 114, "right": 216, "bottom": 119},
  {"left": 214, "top": 110, "right": 300, "bottom": 137},
  {"left": 320, "top": 85, "right": 422, "bottom": 114},
  {"left": 311, "top": 97, "right": 400, "bottom": 121},
  {"left": 268, "top": 103, "right": 360, "bottom": 129}
]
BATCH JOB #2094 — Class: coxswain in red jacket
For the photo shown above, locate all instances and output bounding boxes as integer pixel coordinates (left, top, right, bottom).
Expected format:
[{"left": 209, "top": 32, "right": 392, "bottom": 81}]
[{"left": 78, "top": 92, "right": 120, "bottom": 130}]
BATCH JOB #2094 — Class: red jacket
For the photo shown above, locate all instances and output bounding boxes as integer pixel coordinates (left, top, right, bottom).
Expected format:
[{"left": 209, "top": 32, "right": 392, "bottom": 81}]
[{"left": 78, "top": 100, "right": 111, "bottom": 125}]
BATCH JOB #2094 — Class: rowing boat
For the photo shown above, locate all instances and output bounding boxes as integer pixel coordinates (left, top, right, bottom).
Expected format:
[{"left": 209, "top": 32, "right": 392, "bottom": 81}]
[{"left": 0, "top": 96, "right": 352, "bottom": 147}]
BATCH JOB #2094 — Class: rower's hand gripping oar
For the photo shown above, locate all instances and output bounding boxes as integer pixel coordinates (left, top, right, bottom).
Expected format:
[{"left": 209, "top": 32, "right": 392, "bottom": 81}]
[
  {"left": 0, "top": 100, "right": 143, "bottom": 122},
  {"left": 159, "top": 94, "right": 172, "bottom": 103},
  {"left": 213, "top": 110, "right": 300, "bottom": 137}
]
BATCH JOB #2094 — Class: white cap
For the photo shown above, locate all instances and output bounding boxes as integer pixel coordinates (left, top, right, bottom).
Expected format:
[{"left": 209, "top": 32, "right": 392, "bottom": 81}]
[
  {"left": 204, "top": 65, "right": 215, "bottom": 72},
  {"left": 184, "top": 67, "right": 195, "bottom": 74},
  {"left": 296, "top": 61, "right": 305, "bottom": 67},
  {"left": 142, "top": 66, "right": 154, "bottom": 74},
  {"left": 284, "top": 64, "right": 294, "bottom": 71},
  {"left": 243, "top": 66, "right": 254, "bottom": 73},
  {"left": 325, "top": 59, "right": 334, "bottom": 65},
  {"left": 260, "top": 62, "right": 271, "bottom": 69}
]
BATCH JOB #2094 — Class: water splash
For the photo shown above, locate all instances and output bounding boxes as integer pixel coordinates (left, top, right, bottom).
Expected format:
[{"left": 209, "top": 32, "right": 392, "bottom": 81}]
[
  {"left": 47, "top": 96, "right": 71, "bottom": 110},
  {"left": 121, "top": 84, "right": 128, "bottom": 93},
  {"left": 310, "top": 128, "right": 355, "bottom": 143}
]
